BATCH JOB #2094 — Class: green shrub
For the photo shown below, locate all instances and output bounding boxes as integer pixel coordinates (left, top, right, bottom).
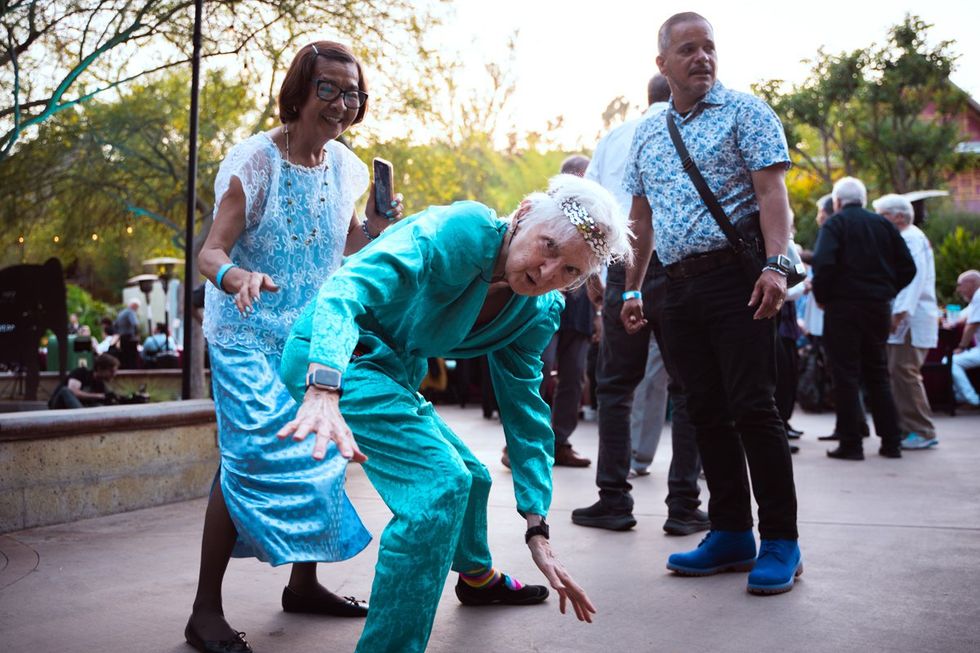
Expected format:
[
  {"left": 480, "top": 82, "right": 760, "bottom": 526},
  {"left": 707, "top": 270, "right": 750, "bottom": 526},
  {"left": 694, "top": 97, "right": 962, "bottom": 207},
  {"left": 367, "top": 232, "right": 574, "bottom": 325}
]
[
  {"left": 934, "top": 227, "right": 980, "bottom": 305},
  {"left": 65, "top": 284, "right": 114, "bottom": 334}
]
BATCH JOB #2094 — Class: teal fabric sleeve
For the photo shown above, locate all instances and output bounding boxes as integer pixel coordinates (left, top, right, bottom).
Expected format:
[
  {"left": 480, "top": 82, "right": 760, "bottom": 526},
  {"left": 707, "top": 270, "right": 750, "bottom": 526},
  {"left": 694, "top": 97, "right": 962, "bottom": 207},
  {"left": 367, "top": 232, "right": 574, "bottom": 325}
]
[
  {"left": 307, "top": 225, "right": 430, "bottom": 372},
  {"left": 487, "top": 296, "right": 562, "bottom": 517}
]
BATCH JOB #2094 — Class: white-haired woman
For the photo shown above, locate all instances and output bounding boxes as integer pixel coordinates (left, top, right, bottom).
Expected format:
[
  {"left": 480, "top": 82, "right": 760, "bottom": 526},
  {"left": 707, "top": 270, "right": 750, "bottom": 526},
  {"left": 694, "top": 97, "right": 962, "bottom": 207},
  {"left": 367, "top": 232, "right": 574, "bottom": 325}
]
[{"left": 278, "top": 174, "right": 631, "bottom": 653}]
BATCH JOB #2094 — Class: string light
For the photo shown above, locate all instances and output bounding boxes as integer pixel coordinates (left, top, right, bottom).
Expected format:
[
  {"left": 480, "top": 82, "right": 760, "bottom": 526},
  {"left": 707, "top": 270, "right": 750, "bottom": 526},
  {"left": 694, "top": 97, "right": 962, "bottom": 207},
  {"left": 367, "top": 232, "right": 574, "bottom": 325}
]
[
  {"left": 17, "top": 236, "right": 24, "bottom": 244},
  {"left": 91, "top": 233, "right": 99, "bottom": 241},
  {"left": 126, "top": 226, "right": 134, "bottom": 234},
  {"left": 53, "top": 236, "right": 60, "bottom": 243}
]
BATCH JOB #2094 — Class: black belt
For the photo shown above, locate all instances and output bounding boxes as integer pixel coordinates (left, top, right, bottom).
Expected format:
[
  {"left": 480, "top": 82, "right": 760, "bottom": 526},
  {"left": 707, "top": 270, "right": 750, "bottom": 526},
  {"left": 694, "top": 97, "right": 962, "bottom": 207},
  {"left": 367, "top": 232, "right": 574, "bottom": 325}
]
[{"left": 664, "top": 248, "right": 738, "bottom": 280}]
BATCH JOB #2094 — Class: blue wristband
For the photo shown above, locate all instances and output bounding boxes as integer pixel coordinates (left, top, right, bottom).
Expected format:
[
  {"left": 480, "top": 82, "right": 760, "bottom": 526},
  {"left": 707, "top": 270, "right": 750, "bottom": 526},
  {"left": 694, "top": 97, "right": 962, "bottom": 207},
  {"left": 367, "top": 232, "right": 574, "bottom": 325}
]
[
  {"left": 215, "top": 263, "right": 237, "bottom": 293},
  {"left": 622, "top": 290, "right": 642, "bottom": 302}
]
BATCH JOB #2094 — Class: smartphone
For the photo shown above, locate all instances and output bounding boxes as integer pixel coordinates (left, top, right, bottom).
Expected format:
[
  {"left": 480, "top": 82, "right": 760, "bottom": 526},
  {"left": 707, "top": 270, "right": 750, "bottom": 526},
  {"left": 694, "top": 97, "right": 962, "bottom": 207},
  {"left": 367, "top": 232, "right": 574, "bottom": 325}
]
[{"left": 373, "top": 157, "right": 394, "bottom": 217}]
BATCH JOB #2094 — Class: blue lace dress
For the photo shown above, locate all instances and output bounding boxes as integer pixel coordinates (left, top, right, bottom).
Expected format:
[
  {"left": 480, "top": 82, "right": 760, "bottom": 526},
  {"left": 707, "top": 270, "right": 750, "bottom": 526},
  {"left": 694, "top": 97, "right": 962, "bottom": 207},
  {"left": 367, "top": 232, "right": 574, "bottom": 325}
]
[{"left": 202, "top": 133, "right": 371, "bottom": 565}]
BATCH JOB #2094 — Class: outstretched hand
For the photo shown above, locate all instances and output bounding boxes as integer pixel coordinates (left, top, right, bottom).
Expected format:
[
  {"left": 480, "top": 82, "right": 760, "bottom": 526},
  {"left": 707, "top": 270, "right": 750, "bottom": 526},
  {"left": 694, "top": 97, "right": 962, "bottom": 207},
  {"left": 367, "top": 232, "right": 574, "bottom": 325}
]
[
  {"left": 276, "top": 387, "right": 366, "bottom": 463},
  {"left": 528, "top": 537, "right": 596, "bottom": 623},
  {"left": 229, "top": 269, "right": 279, "bottom": 318}
]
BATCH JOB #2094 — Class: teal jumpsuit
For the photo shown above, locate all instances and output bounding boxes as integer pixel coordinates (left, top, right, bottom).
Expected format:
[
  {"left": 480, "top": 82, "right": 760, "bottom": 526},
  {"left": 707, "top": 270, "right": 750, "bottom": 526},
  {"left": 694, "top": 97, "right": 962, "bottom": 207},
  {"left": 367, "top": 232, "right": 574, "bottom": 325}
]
[{"left": 281, "top": 201, "right": 562, "bottom": 653}]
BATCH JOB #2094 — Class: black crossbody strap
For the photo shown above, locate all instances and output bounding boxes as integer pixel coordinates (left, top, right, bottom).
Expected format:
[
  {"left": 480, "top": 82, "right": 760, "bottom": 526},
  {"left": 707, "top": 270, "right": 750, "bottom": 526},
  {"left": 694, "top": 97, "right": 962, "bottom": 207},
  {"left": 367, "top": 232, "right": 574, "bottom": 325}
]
[{"left": 665, "top": 112, "right": 745, "bottom": 252}]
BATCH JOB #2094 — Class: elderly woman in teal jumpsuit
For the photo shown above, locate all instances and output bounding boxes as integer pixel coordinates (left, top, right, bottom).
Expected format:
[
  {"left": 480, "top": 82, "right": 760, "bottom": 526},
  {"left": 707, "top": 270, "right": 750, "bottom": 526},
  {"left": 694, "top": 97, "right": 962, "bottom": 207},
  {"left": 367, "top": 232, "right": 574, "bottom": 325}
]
[{"left": 278, "top": 174, "right": 632, "bottom": 652}]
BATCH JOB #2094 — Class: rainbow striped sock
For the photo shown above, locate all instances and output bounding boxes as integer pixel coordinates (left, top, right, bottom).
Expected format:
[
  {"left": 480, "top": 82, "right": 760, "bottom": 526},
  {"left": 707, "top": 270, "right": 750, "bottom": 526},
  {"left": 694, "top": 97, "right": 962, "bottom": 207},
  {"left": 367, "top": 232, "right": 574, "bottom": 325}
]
[{"left": 459, "top": 567, "right": 523, "bottom": 591}]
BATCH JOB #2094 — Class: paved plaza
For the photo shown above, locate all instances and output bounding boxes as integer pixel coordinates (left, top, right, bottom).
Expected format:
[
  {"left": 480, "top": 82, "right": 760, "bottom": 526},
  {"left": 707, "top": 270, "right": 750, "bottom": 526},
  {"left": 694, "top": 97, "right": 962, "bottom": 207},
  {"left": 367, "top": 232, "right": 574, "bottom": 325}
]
[{"left": 2, "top": 406, "right": 979, "bottom": 652}]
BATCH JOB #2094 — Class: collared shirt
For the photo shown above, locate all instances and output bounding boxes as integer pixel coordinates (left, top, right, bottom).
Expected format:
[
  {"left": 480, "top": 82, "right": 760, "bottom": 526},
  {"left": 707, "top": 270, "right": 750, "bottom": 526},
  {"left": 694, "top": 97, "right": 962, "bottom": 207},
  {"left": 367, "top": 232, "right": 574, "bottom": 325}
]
[
  {"left": 623, "top": 82, "right": 790, "bottom": 265},
  {"left": 586, "top": 102, "right": 668, "bottom": 217},
  {"left": 887, "top": 224, "right": 938, "bottom": 348}
]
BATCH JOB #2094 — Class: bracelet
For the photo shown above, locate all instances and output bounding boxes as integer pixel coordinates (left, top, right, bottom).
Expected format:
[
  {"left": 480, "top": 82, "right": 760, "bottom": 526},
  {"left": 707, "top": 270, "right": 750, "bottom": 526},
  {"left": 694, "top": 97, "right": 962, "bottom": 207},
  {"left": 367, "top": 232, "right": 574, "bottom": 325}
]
[
  {"left": 622, "top": 290, "right": 642, "bottom": 302},
  {"left": 360, "top": 221, "right": 378, "bottom": 241},
  {"left": 215, "top": 263, "right": 238, "bottom": 293},
  {"left": 763, "top": 265, "right": 788, "bottom": 277}
]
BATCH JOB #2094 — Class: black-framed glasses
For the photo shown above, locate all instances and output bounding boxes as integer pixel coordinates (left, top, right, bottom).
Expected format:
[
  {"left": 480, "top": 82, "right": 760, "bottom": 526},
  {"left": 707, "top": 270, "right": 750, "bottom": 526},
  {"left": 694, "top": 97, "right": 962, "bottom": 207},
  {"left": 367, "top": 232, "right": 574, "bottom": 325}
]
[{"left": 314, "top": 79, "right": 368, "bottom": 109}]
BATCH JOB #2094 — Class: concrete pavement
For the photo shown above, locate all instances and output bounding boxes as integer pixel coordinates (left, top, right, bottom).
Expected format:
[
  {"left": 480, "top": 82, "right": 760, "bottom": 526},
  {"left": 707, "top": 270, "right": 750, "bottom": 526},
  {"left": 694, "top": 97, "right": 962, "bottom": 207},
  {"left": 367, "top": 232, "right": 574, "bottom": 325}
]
[{"left": 2, "top": 407, "right": 979, "bottom": 652}]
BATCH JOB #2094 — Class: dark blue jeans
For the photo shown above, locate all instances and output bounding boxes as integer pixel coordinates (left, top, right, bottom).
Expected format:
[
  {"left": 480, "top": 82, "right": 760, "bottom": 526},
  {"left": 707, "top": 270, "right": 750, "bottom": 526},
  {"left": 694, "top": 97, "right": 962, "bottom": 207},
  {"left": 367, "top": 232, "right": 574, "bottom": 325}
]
[
  {"left": 661, "top": 260, "right": 798, "bottom": 540},
  {"left": 595, "top": 258, "right": 703, "bottom": 517}
]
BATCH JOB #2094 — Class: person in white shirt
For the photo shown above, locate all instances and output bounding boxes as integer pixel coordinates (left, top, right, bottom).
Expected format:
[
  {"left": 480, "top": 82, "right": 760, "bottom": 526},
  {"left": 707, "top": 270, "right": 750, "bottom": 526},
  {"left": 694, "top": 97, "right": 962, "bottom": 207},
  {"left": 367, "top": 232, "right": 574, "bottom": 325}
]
[
  {"left": 874, "top": 195, "right": 940, "bottom": 448},
  {"left": 950, "top": 269, "right": 980, "bottom": 407},
  {"left": 578, "top": 74, "right": 707, "bottom": 536}
]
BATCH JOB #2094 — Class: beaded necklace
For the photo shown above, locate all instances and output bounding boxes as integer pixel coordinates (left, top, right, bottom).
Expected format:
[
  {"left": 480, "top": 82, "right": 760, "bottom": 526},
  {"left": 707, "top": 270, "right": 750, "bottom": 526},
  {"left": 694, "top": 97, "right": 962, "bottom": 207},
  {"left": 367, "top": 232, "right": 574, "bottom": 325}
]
[{"left": 282, "top": 124, "right": 330, "bottom": 246}]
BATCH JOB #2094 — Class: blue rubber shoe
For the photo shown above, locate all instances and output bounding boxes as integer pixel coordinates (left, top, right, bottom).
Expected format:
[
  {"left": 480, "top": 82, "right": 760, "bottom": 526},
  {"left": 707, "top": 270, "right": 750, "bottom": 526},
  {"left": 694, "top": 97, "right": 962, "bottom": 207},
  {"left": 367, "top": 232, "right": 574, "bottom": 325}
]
[
  {"left": 666, "top": 529, "right": 757, "bottom": 576},
  {"left": 747, "top": 539, "right": 803, "bottom": 595}
]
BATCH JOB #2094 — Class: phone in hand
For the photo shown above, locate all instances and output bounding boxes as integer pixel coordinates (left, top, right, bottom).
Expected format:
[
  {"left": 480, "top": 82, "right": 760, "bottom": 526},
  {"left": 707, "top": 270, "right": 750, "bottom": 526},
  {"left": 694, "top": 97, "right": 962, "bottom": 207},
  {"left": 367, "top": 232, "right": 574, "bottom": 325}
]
[{"left": 373, "top": 157, "right": 394, "bottom": 218}]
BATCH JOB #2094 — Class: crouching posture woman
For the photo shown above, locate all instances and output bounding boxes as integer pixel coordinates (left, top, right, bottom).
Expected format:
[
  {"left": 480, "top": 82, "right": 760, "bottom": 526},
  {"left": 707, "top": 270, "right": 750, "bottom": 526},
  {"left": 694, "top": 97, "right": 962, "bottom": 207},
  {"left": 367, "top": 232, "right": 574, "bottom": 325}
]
[{"left": 278, "top": 174, "right": 631, "bottom": 652}]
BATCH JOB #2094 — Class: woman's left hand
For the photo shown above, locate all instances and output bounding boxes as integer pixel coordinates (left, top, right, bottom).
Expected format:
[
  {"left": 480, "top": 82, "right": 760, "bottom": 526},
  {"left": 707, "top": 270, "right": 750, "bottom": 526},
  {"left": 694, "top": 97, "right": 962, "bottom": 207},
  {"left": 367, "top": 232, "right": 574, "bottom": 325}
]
[
  {"left": 365, "top": 187, "right": 405, "bottom": 224},
  {"left": 528, "top": 537, "right": 597, "bottom": 623}
]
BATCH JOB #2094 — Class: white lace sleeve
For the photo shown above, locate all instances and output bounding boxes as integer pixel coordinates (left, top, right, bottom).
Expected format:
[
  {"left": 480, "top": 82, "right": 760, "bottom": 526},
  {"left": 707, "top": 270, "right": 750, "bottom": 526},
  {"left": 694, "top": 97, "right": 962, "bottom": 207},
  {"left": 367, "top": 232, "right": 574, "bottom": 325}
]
[
  {"left": 212, "top": 134, "right": 277, "bottom": 228},
  {"left": 328, "top": 140, "right": 369, "bottom": 218}
]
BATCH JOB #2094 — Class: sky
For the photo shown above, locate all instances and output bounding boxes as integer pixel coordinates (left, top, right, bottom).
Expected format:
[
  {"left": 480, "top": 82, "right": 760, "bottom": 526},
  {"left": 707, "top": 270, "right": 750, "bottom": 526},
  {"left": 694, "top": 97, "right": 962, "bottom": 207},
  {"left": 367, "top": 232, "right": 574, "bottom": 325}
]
[{"left": 422, "top": 0, "right": 980, "bottom": 150}]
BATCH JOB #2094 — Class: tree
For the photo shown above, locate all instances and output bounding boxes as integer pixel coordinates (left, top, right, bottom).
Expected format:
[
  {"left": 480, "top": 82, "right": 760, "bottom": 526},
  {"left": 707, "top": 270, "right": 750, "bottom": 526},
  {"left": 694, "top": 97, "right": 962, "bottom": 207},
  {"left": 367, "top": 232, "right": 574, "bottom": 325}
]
[
  {"left": 0, "top": 0, "right": 445, "bottom": 159},
  {"left": 755, "top": 15, "right": 967, "bottom": 196}
]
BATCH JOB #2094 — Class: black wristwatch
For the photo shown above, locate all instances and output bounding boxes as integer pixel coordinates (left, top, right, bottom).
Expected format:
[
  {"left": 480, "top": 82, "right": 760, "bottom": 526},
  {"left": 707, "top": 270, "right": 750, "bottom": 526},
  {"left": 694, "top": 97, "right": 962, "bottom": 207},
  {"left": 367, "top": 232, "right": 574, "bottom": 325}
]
[
  {"left": 305, "top": 366, "right": 343, "bottom": 394},
  {"left": 765, "top": 254, "right": 792, "bottom": 276},
  {"left": 525, "top": 519, "right": 550, "bottom": 544}
]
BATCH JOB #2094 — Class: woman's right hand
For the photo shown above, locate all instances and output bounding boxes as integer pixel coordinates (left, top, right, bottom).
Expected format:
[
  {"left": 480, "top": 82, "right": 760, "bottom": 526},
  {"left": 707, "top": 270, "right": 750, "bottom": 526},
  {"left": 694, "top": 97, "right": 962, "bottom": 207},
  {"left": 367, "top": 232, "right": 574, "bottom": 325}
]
[
  {"left": 224, "top": 268, "right": 279, "bottom": 317},
  {"left": 276, "top": 387, "right": 366, "bottom": 462}
]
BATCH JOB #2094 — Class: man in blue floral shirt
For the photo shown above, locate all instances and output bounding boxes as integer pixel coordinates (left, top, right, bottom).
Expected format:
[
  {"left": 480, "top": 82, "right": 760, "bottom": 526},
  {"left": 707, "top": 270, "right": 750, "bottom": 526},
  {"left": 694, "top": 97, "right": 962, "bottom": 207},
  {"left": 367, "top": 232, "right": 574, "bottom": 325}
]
[{"left": 619, "top": 12, "right": 801, "bottom": 595}]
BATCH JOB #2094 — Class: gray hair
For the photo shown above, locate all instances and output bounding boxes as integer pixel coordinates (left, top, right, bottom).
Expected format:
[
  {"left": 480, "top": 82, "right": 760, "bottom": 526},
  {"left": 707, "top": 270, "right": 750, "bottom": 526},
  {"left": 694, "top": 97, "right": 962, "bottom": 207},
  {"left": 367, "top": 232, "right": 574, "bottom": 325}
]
[
  {"left": 658, "top": 12, "right": 711, "bottom": 55},
  {"left": 872, "top": 194, "right": 914, "bottom": 224},
  {"left": 959, "top": 270, "right": 980, "bottom": 284},
  {"left": 518, "top": 174, "right": 634, "bottom": 277},
  {"left": 832, "top": 176, "right": 867, "bottom": 208}
]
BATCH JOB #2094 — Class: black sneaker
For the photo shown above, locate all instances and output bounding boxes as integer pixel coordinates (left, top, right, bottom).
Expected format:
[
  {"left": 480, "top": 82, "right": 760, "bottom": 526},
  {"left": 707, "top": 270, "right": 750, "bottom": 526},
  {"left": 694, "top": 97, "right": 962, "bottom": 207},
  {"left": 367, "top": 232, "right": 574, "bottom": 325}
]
[
  {"left": 571, "top": 501, "right": 636, "bottom": 531},
  {"left": 663, "top": 509, "right": 711, "bottom": 536},
  {"left": 878, "top": 446, "right": 902, "bottom": 459},
  {"left": 455, "top": 575, "right": 548, "bottom": 606},
  {"left": 826, "top": 446, "right": 864, "bottom": 461}
]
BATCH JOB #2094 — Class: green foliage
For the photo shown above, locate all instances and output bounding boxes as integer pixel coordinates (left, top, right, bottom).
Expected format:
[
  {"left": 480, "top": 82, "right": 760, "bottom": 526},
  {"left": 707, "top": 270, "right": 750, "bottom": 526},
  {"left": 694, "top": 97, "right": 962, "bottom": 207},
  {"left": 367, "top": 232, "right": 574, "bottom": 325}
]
[
  {"left": 755, "top": 14, "right": 968, "bottom": 196},
  {"left": 935, "top": 227, "right": 980, "bottom": 305},
  {"left": 0, "top": 68, "right": 252, "bottom": 300},
  {"left": 65, "top": 284, "right": 114, "bottom": 334}
]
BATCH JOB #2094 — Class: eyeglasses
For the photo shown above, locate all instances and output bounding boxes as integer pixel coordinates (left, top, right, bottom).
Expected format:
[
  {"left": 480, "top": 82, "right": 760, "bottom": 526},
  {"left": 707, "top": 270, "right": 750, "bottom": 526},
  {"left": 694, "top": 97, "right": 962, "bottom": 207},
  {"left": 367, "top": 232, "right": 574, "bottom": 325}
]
[{"left": 314, "top": 79, "right": 368, "bottom": 109}]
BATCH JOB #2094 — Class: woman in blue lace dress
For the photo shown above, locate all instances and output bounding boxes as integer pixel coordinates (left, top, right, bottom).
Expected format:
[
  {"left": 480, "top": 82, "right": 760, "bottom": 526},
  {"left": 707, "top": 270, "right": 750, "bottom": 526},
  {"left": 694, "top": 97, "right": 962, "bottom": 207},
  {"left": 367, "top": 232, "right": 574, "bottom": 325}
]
[{"left": 186, "top": 41, "right": 401, "bottom": 653}]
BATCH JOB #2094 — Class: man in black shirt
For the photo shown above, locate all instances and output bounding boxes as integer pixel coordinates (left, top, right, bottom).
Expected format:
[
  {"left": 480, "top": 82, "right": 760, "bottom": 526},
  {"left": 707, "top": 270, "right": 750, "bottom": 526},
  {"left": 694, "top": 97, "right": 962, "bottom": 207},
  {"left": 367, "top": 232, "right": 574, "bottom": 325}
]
[
  {"left": 48, "top": 354, "right": 120, "bottom": 409},
  {"left": 811, "top": 177, "right": 915, "bottom": 459}
]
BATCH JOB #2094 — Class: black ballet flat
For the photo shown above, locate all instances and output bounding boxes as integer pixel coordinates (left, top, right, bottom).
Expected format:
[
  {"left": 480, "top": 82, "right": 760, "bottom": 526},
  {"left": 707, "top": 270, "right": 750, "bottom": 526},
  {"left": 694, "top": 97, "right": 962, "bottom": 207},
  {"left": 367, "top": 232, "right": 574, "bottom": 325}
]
[
  {"left": 281, "top": 585, "right": 369, "bottom": 618},
  {"left": 184, "top": 621, "right": 252, "bottom": 653}
]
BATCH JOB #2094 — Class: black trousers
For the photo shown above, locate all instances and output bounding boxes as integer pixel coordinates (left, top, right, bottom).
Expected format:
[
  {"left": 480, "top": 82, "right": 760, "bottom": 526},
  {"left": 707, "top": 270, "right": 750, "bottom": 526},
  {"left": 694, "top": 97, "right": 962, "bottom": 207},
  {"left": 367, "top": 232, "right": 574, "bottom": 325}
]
[
  {"left": 544, "top": 330, "right": 591, "bottom": 446},
  {"left": 774, "top": 335, "right": 799, "bottom": 425},
  {"left": 595, "top": 258, "right": 702, "bottom": 517},
  {"left": 823, "top": 300, "right": 901, "bottom": 451},
  {"left": 661, "top": 260, "right": 798, "bottom": 540}
]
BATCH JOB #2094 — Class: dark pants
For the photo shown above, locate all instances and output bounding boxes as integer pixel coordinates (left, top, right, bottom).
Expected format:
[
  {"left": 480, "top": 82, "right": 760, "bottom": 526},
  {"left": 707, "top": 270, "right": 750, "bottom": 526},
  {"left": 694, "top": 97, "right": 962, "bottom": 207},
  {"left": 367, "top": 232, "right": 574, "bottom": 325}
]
[
  {"left": 823, "top": 300, "right": 901, "bottom": 451},
  {"left": 545, "top": 330, "right": 591, "bottom": 446},
  {"left": 119, "top": 335, "right": 139, "bottom": 369},
  {"left": 661, "top": 260, "right": 798, "bottom": 540},
  {"left": 774, "top": 335, "right": 799, "bottom": 426},
  {"left": 595, "top": 258, "right": 702, "bottom": 517}
]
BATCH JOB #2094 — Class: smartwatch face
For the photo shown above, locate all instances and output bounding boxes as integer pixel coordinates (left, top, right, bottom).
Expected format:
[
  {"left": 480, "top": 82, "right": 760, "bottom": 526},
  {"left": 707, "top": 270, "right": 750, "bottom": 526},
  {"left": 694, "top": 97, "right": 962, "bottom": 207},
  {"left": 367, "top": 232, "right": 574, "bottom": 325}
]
[{"left": 309, "top": 367, "right": 342, "bottom": 389}]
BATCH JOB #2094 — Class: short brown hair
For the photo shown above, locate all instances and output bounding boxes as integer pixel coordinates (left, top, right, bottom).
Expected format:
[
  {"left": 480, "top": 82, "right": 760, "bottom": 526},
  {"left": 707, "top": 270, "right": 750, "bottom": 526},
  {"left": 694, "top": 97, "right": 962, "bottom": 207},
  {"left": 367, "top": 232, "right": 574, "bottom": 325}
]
[
  {"left": 278, "top": 41, "right": 368, "bottom": 125},
  {"left": 94, "top": 353, "right": 120, "bottom": 372}
]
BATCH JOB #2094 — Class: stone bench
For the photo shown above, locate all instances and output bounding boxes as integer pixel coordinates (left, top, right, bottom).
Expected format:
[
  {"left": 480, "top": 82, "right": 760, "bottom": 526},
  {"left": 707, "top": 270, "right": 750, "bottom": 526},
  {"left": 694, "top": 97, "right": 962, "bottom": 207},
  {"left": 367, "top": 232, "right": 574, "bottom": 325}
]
[{"left": 0, "top": 400, "right": 217, "bottom": 533}]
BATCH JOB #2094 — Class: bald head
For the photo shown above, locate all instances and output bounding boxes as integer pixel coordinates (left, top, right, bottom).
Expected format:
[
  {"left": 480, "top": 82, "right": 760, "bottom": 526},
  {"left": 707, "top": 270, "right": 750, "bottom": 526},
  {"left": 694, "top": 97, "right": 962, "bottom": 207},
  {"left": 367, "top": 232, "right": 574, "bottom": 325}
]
[
  {"left": 647, "top": 74, "right": 671, "bottom": 105},
  {"left": 957, "top": 270, "right": 980, "bottom": 302},
  {"left": 560, "top": 154, "right": 590, "bottom": 177}
]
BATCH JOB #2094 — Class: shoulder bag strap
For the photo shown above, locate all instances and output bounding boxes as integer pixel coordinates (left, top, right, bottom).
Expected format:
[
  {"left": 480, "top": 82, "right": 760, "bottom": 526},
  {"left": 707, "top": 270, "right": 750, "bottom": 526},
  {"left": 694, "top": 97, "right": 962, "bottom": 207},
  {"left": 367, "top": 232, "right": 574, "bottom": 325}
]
[{"left": 665, "top": 112, "right": 745, "bottom": 252}]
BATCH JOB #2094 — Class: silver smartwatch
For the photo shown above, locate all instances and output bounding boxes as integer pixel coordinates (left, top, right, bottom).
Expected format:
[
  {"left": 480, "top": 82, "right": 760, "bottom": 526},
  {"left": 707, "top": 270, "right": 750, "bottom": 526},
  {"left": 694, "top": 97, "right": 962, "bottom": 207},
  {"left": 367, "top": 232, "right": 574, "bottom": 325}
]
[{"left": 305, "top": 367, "right": 343, "bottom": 394}]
